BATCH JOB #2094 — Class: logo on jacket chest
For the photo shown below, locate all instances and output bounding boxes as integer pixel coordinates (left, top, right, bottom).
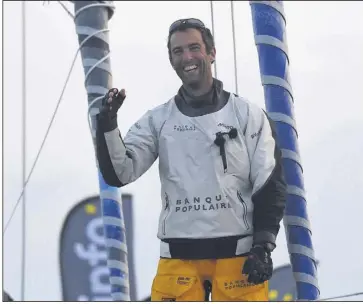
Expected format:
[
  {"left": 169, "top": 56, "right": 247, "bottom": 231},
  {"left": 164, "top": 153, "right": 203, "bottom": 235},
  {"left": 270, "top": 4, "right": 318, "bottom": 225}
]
[
  {"left": 173, "top": 124, "right": 196, "bottom": 132},
  {"left": 217, "top": 122, "right": 234, "bottom": 130}
]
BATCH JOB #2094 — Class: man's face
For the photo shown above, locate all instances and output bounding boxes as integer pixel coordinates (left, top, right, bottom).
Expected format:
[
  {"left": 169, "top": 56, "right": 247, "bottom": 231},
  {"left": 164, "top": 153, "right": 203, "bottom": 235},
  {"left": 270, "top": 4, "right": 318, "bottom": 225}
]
[{"left": 169, "top": 28, "right": 216, "bottom": 89}]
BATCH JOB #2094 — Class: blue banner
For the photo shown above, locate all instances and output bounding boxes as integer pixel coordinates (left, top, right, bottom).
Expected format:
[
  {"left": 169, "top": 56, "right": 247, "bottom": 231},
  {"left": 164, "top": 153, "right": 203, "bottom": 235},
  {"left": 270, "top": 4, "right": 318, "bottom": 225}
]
[{"left": 59, "top": 194, "right": 136, "bottom": 301}]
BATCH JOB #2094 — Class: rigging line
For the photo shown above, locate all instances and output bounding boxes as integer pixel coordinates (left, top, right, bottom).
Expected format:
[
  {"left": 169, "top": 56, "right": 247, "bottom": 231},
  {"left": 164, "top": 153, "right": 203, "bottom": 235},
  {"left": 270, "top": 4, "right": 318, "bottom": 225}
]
[
  {"left": 319, "top": 291, "right": 363, "bottom": 301},
  {"left": 230, "top": 0, "right": 239, "bottom": 95},
  {"left": 3, "top": 28, "right": 109, "bottom": 234},
  {"left": 57, "top": 1, "right": 74, "bottom": 19},
  {"left": 3, "top": 48, "right": 79, "bottom": 234},
  {"left": 209, "top": 1, "right": 217, "bottom": 78},
  {"left": 20, "top": 1, "right": 27, "bottom": 300}
]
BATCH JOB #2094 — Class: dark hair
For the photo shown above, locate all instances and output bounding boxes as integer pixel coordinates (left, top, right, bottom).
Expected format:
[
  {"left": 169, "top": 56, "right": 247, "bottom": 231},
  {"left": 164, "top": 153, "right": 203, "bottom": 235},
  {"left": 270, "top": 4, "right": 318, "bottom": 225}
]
[{"left": 167, "top": 24, "right": 215, "bottom": 63}]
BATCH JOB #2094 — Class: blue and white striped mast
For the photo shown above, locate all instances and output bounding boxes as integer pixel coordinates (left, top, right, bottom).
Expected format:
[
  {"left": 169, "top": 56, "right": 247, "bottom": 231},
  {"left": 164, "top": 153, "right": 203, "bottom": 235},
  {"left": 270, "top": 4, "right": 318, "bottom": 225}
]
[
  {"left": 250, "top": 1, "right": 319, "bottom": 300},
  {"left": 71, "top": 1, "right": 130, "bottom": 301}
]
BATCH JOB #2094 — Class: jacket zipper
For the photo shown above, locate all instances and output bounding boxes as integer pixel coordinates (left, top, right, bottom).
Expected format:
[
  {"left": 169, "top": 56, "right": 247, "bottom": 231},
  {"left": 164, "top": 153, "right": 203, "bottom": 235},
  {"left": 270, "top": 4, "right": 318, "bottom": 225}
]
[
  {"left": 214, "top": 132, "right": 228, "bottom": 173},
  {"left": 237, "top": 191, "right": 250, "bottom": 230},
  {"left": 162, "top": 193, "right": 170, "bottom": 235}
]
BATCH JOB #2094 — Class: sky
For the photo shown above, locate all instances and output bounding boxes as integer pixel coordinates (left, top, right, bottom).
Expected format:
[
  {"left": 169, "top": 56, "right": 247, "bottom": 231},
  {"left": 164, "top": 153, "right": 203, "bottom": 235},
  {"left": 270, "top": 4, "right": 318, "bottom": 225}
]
[{"left": 3, "top": 0, "right": 363, "bottom": 301}]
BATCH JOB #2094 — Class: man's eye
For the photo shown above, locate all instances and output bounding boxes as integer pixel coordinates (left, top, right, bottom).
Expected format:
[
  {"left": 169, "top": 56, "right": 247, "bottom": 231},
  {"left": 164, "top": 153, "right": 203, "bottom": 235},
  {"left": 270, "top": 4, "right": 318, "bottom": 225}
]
[
  {"left": 173, "top": 49, "right": 182, "bottom": 55},
  {"left": 190, "top": 45, "right": 200, "bottom": 51}
]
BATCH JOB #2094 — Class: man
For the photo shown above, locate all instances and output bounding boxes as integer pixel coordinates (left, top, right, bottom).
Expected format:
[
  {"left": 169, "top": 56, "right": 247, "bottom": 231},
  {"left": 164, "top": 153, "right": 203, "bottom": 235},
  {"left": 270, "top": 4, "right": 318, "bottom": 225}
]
[{"left": 96, "top": 18, "right": 286, "bottom": 301}]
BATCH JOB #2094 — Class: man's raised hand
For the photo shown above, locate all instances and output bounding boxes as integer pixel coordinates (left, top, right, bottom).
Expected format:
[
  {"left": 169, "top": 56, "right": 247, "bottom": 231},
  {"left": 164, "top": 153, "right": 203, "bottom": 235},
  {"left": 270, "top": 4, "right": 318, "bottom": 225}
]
[{"left": 97, "top": 88, "right": 126, "bottom": 132}]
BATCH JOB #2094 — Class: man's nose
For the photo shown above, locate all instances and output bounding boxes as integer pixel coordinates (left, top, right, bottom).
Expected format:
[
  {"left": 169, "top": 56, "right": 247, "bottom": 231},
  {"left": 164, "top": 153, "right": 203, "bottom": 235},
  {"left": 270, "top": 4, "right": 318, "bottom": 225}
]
[{"left": 182, "top": 50, "right": 193, "bottom": 61}]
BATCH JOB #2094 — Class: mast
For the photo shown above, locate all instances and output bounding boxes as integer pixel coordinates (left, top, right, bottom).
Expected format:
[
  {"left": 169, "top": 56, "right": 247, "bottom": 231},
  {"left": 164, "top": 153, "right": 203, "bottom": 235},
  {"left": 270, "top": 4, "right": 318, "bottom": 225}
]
[
  {"left": 249, "top": 1, "right": 319, "bottom": 300},
  {"left": 71, "top": 1, "right": 130, "bottom": 301}
]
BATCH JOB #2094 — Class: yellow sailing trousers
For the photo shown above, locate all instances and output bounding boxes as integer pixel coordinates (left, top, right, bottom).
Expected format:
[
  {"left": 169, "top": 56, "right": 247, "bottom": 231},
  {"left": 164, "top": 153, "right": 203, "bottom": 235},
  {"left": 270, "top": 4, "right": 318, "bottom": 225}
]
[{"left": 151, "top": 257, "right": 269, "bottom": 301}]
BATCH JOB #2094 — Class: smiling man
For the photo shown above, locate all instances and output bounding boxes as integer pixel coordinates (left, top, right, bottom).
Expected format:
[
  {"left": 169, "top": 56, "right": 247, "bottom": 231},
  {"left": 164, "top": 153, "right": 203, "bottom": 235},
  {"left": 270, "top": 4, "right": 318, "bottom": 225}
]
[
  {"left": 168, "top": 20, "right": 215, "bottom": 97},
  {"left": 95, "top": 18, "right": 286, "bottom": 301}
]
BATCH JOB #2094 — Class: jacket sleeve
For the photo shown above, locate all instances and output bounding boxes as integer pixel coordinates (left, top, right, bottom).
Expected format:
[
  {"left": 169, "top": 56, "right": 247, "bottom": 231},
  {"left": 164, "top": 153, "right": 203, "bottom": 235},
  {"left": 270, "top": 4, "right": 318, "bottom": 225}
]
[
  {"left": 95, "top": 110, "right": 158, "bottom": 187},
  {"left": 245, "top": 103, "right": 286, "bottom": 250}
]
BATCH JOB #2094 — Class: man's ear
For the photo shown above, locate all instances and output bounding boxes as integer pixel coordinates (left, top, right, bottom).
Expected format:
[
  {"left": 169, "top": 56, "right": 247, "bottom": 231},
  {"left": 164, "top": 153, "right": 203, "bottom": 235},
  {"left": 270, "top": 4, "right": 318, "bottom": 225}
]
[
  {"left": 210, "top": 47, "right": 217, "bottom": 63},
  {"left": 210, "top": 47, "right": 216, "bottom": 63}
]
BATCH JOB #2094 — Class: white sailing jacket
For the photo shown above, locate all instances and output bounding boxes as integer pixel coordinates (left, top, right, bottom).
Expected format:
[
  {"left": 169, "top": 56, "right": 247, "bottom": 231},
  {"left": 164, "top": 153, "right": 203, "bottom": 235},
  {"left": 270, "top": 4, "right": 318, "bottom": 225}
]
[{"left": 96, "top": 80, "right": 286, "bottom": 259}]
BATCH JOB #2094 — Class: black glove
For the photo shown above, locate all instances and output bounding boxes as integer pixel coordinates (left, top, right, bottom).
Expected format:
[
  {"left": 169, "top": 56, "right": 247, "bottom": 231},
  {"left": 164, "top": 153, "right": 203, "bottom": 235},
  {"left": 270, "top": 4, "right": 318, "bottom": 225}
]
[
  {"left": 242, "top": 245, "right": 273, "bottom": 285},
  {"left": 97, "top": 88, "right": 126, "bottom": 132}
]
